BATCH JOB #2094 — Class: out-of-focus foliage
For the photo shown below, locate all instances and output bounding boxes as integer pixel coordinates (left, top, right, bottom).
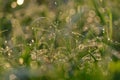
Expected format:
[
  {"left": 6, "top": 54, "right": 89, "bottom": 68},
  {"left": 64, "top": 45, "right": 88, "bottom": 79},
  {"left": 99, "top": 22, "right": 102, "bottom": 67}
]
[{"left": 0, "top": 0, "right": 120, "bottom": 80}]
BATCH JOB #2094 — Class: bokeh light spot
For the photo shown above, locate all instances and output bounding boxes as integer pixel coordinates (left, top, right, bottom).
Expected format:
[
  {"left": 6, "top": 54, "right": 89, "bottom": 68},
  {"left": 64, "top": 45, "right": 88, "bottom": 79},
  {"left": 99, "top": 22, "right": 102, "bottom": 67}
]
[
  {"left": 11, "top": 2, "right": 17, "bottom": 8},
  {"left": 17, "top": 0, "right": 24, "bottom": 5}
]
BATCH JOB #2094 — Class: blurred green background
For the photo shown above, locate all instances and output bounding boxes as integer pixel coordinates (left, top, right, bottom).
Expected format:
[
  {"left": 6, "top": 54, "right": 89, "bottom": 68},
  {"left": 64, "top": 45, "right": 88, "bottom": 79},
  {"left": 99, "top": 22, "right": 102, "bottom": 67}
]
[{"left": 0, "top": 0, "right": 120, "bottom": 80}]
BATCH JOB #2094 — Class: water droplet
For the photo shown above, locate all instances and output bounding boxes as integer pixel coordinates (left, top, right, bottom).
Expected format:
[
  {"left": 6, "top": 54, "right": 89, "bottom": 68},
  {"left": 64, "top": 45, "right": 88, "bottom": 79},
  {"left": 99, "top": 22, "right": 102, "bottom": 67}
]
[
  {"left": 102, "top": 28, "right": 105, "bottom": 31},
  {"left": 11, "top": 2, "right": 17, "bottom": 8},
  {"left": 31, "top": 39, "right": 34, "bottom": 43},
  {"left": 8, "top": 53, "right": 11, "bottom": 56},
  {"left": 32, "top": 27, "right": 34, "bottom": 30},
  {"left": 108, "top": 38, "right": 110, "bottom": 41},
  {"left": 96, "top": 36, "right": 99, "bottom": 39},
  {"left": 29, "top": 44, "right": 32, "bottom": 46},
  {"left": 6, "top": 46, "right": 9, "bottom": 51},
  {"left": 102, "top": 28, "right": 105, "bottom": 33},
  {"left": 5, "top": 40, "right": 8, "bottom": 44},
  {"left": 19, "top": 58, "right": 24, "bottom": 65},
  {"left": 54, "top": 2, "right": 57, "bottom": 5}
]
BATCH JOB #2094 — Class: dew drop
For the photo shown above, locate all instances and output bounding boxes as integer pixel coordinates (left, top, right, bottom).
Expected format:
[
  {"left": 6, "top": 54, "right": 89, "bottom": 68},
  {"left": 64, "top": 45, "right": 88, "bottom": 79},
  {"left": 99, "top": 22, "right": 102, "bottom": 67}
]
[
  {"left": 96, "top": 36, "right": 99, "bottom": 39},
  {"left": 29, "top": 44, "right": 32, "bottom": 46},
  {"left": 31, "top": 39, "right": 34, "bottom": 43},
  {"left": 102, "top": 28, "right": 105, "bottom": 31},
  {"left": 32, "top": 27, "right": 34, "bottom": 30},
  {"left": 11, "top": 2, "right": 17, "bottom": 8},
  {"left": 19, "top": 58, "right": 24, "bottom": 65},
  {"left": 5, "top": 40, "right": 8, "bottom": 44},
  {"left": 54, "top": 2, "right": 57, "bottom": 5},
  {"left": 102, "top": 28, "right": 105, "bottom": 33},
  {"left": 108, "top": 38, "right": 110, "bottom": 41},
  {"left": 8, "top": 53, "right": 11, "bottom": 56}
]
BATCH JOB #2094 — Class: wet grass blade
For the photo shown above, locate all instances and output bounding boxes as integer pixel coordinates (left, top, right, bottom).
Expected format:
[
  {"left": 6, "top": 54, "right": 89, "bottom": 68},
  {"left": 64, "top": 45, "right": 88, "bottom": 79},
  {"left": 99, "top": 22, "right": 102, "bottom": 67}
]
[{"left": 92, "top": 0, "right": 106, "bottom": 25}]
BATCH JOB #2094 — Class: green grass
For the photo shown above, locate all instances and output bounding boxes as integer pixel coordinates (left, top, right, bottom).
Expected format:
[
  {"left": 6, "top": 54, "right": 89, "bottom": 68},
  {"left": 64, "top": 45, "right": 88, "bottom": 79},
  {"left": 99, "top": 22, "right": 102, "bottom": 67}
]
[{"left": 0, "top": 0, "right": 120, "bottom": 80}]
